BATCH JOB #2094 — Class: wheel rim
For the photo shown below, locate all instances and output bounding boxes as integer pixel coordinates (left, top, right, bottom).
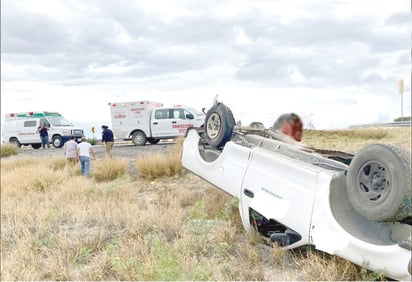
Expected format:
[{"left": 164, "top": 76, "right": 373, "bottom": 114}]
[
  {"left": 134, "top": 133, "right": 143, "bottom": 144},
  {"left": 53, "top": 138, "right": 61, "bottom": 147},
  {"left": 355, "top": 161, "right": 391, "bottom": 205},
  {"left": 206, "top": 113, "right": 221, "bottom": 139}
]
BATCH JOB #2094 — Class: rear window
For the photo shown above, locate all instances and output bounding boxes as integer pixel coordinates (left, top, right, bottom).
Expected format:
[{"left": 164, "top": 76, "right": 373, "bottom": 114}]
[{"left": 155, "top": 109, "right": 170, "bottom": 119}]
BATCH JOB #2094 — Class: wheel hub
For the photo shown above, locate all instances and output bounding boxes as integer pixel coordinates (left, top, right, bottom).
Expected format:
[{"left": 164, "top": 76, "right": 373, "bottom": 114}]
[
  {"left": 134, "top": 135, "right": 143, "bottom": 143},
  {"left": 207, "top": 113, "right": 221, "bottom": 138},
  {"left": 357, "top": 161, "right": 390, "bottom": 203}
]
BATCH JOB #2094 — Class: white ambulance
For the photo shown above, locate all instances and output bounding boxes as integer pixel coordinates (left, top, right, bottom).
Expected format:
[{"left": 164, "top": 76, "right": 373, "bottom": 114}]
[
  {"left": 2, "top": 111, "right": 84, "bottom": 149},
  {"left": 109, "top": 100, "right": 205, "bottom": 145}
]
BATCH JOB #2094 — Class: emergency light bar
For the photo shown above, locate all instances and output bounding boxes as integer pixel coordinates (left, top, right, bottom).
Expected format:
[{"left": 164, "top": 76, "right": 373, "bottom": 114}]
[{"left": 6, "top": 111, "right": 62, "bottom": 119}]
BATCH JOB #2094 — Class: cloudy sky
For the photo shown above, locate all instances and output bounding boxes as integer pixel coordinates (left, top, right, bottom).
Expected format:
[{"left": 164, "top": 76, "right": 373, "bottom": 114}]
[{"left": 1, "top": 0, "right": 411, "bottom": 137}]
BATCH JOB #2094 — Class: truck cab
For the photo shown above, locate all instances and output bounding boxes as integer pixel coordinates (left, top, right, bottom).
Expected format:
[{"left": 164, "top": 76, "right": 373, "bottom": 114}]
[
  {"left": 152, "top": 107, "right": 202, "bottom": 138},
  {"left": 109, "top": 101, "right": 205, "bottom": 145}
]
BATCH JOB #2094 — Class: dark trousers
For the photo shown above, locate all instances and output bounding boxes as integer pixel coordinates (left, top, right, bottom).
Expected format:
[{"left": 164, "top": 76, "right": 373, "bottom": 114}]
[{"left": 40, "top": 135, "right": 50, "bottom": 148}]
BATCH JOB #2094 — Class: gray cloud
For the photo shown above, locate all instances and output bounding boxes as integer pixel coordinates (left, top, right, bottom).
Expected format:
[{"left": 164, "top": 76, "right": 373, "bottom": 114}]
[{"left": 1, "top": 0, "right": 409, "bottom": 97}]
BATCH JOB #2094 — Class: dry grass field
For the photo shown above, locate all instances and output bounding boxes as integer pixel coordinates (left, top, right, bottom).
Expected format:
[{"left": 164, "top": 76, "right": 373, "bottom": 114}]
[
  {"left": 303, "top": 127, "right": 411, "bottom": 153},
  {"left": 1, "top": 127, "right": 410, "bottom": 280}
]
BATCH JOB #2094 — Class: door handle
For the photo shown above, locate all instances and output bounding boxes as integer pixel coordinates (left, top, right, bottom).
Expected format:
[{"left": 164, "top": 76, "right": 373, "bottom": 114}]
[
  {"left": 172, "top": 121, "right": 177, "bottom": 124},
  {"left": 243, "top": 189, "right": 254, "bottom": 198},
  {"left": 153, "top": 122, "right": 158, "bottom": 125}
]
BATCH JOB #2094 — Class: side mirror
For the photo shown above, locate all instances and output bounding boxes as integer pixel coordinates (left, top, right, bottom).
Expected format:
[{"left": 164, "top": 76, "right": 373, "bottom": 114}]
[{"left": 186, "top": 113, "right": 194, "bottom": 120}]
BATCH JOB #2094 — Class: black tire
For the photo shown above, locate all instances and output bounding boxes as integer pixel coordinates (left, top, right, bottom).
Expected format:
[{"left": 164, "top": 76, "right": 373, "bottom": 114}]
[
  {"left": 31, "top": 143, "right": 41, "bottom": 149},
  {"left": 204, "top": 102, "right": 235, "bottom": 147},
  {"left": 132, "top": 131, "right": 147, "bottom": 146},
  {"left": 147, "top": 138, "right": 160, "bottom": 145},
  {"left": 9, "top": 138, "right": 21, "bottom": 148},
  {"left": 346, "top": 144, "right": 411, "bottom": 221},
  {"left": 52, "top": 136, "right": 63, "bottom": 148}
]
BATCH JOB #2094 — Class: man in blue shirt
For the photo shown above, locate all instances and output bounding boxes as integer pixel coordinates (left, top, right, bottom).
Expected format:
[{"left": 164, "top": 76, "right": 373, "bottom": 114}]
[{"left": 101, "top": 125, "right": 114, "bottom": 158}]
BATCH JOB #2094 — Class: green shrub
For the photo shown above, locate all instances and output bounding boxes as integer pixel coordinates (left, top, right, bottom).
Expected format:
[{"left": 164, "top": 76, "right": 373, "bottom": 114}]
[
  {"left": 394, "top": 116, "right": 411, "bottom": 122},
  {"left": 87, "top": 138, "right": 98, "bottom": 145},
  {"left": 1, "top": 143, "right": 19, "bottom": 157}
]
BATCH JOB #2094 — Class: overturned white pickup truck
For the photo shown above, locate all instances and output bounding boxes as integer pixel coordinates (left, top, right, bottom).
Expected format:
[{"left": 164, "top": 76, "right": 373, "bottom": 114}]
[{"left": 182, "top": 100, "right": 411, "bottom": 281}]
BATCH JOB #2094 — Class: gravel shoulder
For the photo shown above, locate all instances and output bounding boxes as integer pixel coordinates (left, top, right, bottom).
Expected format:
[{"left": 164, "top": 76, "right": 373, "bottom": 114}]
[{"left": 14, "top": 140, "right": 177, "bottom": 160}]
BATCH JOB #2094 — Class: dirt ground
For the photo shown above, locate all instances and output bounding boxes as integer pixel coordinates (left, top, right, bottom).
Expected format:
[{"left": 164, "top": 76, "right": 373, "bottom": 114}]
[{"left": 15, "top": 140, "right": 176, "bottom": 160}]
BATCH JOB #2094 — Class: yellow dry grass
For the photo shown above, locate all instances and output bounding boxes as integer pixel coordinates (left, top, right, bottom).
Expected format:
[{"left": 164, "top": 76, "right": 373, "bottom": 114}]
[
  {"left": 303, "top": 127, "right": 411, "bottom": 153},
  {"left": 136, "top": 137, "right": 184, "bottom": 180},
  {"left": 1, "top": 143, "right": 19, "bottom": 157},
  {"left": 92, "top": 158, "right": 127, "bottom": 182}
]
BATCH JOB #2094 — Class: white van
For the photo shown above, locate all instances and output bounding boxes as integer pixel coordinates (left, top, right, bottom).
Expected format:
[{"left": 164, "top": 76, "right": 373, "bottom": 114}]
[
  {"left": 2, "top": 111, "right": 84, "bottom": 149},
  {"left": 109, "top": 101, "right": 205, "bottom": 145}
]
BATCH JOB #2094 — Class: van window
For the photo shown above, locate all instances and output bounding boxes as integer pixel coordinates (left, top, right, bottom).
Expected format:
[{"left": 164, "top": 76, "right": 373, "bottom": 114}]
[
  {"left": 40, "top": 118, "right": 51, "bottom": 127},
  {"left": 24, "top": 120, "right": 36, "bottom": 127},
  {"left": 47, "top": 116, "right": 72, "bottom": 126}
]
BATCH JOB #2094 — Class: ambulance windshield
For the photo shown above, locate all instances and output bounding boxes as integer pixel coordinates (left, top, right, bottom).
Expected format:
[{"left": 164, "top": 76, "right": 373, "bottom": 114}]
[{"left": 48, "top": 116, "right": 73, "bottom": 126}]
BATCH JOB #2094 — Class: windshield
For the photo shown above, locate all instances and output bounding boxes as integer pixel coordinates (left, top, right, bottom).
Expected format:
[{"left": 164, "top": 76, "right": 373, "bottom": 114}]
[
  {"left": 48, "top": 116, "right": 73, "bottom": 127},
  {"left": 186, "top": 107, "right": 204, "bottom": 116}
]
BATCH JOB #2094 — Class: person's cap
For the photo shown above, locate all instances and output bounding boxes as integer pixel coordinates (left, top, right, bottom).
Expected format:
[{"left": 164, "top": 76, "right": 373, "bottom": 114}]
[{"left": 101, "top": 125, "right": 108, "bottom": 129}]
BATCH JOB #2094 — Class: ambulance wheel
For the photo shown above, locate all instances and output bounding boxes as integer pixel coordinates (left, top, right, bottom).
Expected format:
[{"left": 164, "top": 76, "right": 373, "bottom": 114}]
[
  {"left": 9, "top": 138, "right": 21, "bottom": 148},
  {"left": 346, "top": 144, "right": 411, "bottom": 221},
  {"left": 31, "top": 144, "right": 41, "bottom": 149},
  {"left": 52, "top": 136, "right": 63, "bottom": 148},
  {"left": 132, "top": 131, "right": 147, "bottom": 146},
  {"left": 204, "top": 102, "right": 235, "bottom": 148},
  {"left": 147, "top": 138, "right": 160, "bottom": 145}
]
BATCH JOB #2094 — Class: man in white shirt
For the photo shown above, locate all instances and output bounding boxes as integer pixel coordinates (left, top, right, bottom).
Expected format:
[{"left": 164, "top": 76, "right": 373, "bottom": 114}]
[
  {"left": 76, "top": 136, "right": 96, "bottom": 177},
  {"left": 64, "top": 136, "right": 78, "bottom": 165}
]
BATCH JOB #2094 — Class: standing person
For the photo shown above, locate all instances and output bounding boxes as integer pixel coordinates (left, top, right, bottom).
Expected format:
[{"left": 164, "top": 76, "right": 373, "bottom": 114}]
[
  {"left": 101, "top": 125, "right": 114, "bottom": 158},
  {"left": 64, "top": 136, "right": 78, "bottom": 165},
  {"left": 38, "top": 122, "right": 50, "bottom": 149},
  {"left": 76, "top": 136, "right": 96, "bottom": 177},
  {"left": 272, "top": 113, "right": 303, "bottom": 142},
  {"left": 63, "top": 136, "right": 78, "bottom": 176}
]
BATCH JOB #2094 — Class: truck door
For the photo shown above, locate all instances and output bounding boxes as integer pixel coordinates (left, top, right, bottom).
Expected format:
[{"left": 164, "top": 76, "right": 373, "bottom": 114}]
[
  {"left": 170, "top": 108, "right": 195, "bottom": 136},
  {"left": 240, "top": 148, "right": 318, "bottom": 244},
  {"left": 151, "top": 109, "right": 172, "bottom": 137}
]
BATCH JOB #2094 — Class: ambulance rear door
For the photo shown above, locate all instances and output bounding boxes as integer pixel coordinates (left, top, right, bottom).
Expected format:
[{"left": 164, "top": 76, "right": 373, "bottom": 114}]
[
  {"left": 110, "top": 101, "right": 152, "bottom": 140},
  {"left": 19, "top": 119, "right": 40, "bottom": 144}
]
